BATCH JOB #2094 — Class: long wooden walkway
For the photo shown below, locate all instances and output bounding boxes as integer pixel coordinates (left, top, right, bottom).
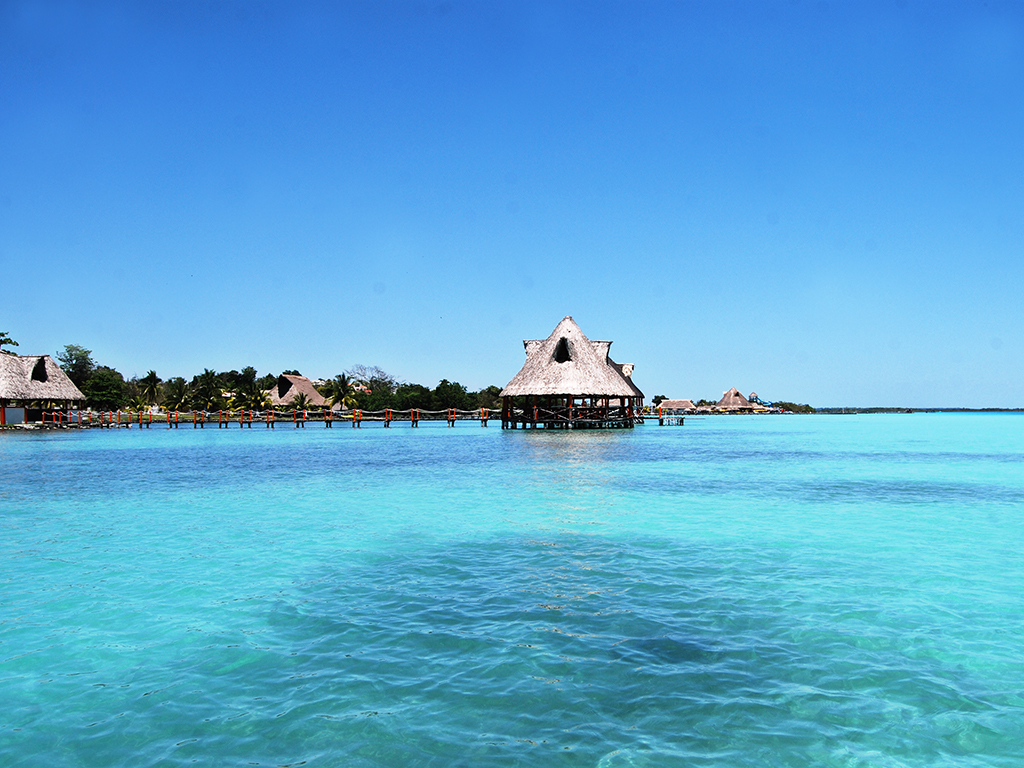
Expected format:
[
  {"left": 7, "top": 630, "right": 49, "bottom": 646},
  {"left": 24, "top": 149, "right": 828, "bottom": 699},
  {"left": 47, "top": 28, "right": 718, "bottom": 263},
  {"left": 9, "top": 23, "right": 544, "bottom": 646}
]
[
  {"left": 16, "top": 408, "right": 504, "bottom": 429},
  {"left": 9, "top": 407, "right": 680, "bottom": 431}
]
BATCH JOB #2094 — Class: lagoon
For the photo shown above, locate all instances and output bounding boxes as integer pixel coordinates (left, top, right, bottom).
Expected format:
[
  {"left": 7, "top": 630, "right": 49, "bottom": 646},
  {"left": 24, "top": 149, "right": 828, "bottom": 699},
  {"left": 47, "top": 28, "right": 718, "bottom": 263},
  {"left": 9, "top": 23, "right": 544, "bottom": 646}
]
[{"left": 2, "top": 414, "right": 1023, "bottom": 766}]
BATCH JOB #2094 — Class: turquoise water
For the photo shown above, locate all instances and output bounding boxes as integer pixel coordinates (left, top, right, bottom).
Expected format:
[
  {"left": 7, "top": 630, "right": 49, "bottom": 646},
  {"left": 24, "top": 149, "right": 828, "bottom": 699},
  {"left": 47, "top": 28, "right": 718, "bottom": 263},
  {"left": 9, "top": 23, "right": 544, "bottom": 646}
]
[{"left": 2, "top": 414, "right": 1023, "bottom": 767}]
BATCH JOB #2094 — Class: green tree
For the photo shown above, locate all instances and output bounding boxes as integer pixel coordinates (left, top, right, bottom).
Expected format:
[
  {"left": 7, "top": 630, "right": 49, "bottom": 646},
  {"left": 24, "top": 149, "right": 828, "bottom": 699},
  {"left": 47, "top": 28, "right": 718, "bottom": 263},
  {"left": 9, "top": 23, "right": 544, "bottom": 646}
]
[
  {"left": 395, "top": 383, "right": 432, "bottom": 410},
  {"left": 221, "top": 366, "right": 258, "bottom": 394},
  {"left": 239, "top": 387, "right": 268, "bottom": 410},
  {"left": 0, "top": 331, "right": 18, "bottom": 355},
  {"left": 291, "top": 392, "right": 312, "bottom": 411},
  {"left": 139, "top": 371, "right": 162, "bottom": 405},
  {"left": 326, "top": 374, "right": 358, "bottom": 410},
  {"left": 190, "top": 368, "right": 225, "bottom": 411},
  {"left": 652, "top": 395, "right": 668, "bottom": 406},
  {"left": 162, "top": 377, "right": 190, "bottom": 411},
  {"left": 230, "top": 366, "right": 270, "bottom": 410},
  {"left": 348, "top": 365, "right": 399, "bottom": 411},
  {"left": 773, "top": 401, "right": 815, "bottom": 414},
  {"left": 84, "top": 367, "right": 129, "bottom": 410},
  {"left": 57, "top": 344, "right": 95, "bottom": 388},
  {"left": 361, "top": 389, "right": 397, "bottom": 411},
  {"left": 476, "top": 385, "right": 502, "bottom": 410},
  {"left": 218, "top": 370, "right": 242, "bottom": 392},
  {"left": 432, "top": 379, "right": 473, "bottom": 411},
  {"left": 230, "top": 382, "right": 269, "bottom": 411},
  {"left": 128, "top": 394, "right": 150, "bottom": 412}
]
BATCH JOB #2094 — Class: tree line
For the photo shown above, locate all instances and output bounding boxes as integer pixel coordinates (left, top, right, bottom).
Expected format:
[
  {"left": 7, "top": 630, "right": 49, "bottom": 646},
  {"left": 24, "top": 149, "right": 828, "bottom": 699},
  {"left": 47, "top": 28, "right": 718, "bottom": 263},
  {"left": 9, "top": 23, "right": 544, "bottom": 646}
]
[{"left": 53, "top": 345, "right": 502, "bottom": 412}]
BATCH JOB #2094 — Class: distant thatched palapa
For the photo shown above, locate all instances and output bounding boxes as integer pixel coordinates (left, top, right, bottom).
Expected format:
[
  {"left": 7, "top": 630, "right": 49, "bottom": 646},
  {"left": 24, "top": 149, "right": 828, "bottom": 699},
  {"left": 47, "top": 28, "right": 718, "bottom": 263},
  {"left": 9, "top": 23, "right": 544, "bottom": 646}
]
[
  {"left": 500, "top": 316, "right": 644, "bottom": 429},
  {"left": 658, "top": 399, "right": 696, "bottom": 413},
  {"left": 0, "top": 354, "right": 85, "bottom": 425},
  {"left": 265, "top": 374, "right": 327, "bottom": 408},
  {"left": 717, "top": 387, "right": 753, "bottom": 411}
]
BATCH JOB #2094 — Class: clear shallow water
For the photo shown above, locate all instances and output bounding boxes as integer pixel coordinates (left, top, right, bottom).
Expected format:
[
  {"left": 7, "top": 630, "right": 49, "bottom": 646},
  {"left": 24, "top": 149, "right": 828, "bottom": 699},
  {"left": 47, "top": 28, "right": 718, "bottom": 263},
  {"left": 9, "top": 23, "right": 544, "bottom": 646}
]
[{"left": 2, "top": 414, "right": 1023, "bottom": 767}]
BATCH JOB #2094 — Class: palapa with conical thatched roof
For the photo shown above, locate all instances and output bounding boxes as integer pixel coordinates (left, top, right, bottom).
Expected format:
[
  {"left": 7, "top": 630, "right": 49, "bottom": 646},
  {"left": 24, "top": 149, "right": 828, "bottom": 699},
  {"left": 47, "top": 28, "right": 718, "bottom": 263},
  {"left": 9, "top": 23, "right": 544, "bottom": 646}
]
[
  {"left": 264, "top": 374, "right": 327, "bottom": 408},
  {"left": 500, "top": 316, "right": 643, "bottom": 429},
  {"left": 717, "top": 387, "right": 754, "bottom": 411},
  {"left": 0, "top": 354, "right": 85, "bottom": 425}
]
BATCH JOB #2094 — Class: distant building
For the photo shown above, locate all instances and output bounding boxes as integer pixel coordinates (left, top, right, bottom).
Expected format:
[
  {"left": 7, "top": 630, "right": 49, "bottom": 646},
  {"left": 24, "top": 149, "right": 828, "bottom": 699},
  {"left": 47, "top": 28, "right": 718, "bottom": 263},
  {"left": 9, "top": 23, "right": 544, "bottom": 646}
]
[{"left": 0, "top": 354, "right": 85, "bottom": 424}]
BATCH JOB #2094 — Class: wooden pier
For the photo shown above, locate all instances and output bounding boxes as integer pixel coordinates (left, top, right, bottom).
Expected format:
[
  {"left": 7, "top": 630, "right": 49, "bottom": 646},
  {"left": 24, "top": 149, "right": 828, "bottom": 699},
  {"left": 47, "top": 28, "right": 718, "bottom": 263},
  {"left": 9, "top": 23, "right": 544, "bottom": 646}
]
[
  {"left": 0, "top": 405, "right": 709, "bottom": 431},
  {"left": 653, "top": 406, "right": 686, "bottom": 426},
  {"left": 10, "top": 407, "right": 504, "bottom": 430}
]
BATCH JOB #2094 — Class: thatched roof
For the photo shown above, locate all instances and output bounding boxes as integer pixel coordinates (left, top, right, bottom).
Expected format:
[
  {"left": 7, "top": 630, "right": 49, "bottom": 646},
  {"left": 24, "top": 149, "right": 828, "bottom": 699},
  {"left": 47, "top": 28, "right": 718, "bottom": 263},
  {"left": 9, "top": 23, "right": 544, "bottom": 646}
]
[
  {"left": 659, "top": 399, "right": 696, "bottom": 411},
  {"left": 717, "top": 387, "right": 752, "bottom": 410},
  {"left": 500, "top": 316, "right": 644, "bottom": 398},
  {"left": 0, "top": 354, "right": 85, "bottom": 402},
  {"left": 265, "top": 374, "right": 327, "bottom": 407}
]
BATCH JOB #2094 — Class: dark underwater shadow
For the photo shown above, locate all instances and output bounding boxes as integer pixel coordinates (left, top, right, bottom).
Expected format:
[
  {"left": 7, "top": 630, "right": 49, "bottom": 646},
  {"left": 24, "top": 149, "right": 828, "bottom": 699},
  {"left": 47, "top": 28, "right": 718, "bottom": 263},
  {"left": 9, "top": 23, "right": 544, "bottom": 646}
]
[{"left": 245, "top": 533, "right": 1022, "bottom": 767}]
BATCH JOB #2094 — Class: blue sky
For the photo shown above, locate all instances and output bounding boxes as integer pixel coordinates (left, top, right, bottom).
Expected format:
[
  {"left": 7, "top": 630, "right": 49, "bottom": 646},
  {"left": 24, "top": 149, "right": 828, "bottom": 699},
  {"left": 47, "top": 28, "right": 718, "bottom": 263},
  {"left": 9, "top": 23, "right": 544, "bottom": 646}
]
[{"left": 2, "top": 1, "right": 1022, "bottom": 407}]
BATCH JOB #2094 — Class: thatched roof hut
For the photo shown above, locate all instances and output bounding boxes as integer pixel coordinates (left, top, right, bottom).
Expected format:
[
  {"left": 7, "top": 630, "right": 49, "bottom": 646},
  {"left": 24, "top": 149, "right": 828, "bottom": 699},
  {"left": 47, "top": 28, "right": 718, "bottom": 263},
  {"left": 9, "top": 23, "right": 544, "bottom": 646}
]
[
  {"left": 717, "top": 387, "right": 753, "bottom": 411},
  {"left": 0, "top": 355, "right": 85, "bottom": 404},
  {"left": 658, "top": 398, "right": 696, "bottom": 412},
  {"left": 500, "top": 316, "right": 643, "bottom": 429},
  {"left": 265, "top": 374, "right": 327, "bottom": 408},
  {"left": 501, "top": 316, "right": 642, "bottom": 399}
]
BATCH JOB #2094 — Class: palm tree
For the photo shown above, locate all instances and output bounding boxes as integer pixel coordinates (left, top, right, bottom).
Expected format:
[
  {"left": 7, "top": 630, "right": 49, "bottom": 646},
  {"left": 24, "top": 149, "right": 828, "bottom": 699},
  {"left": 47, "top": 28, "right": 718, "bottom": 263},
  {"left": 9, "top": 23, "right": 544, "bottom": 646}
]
[
  {"left": 163, "top": 377, "right": 190, "bottom": 411},
  {"left": 190, "top": 369, "right": 225, "bottom": 411},
  {"left": 292, "top": 392, "right": 312, "bottom": 412},
  {"left": 139, "top": 371, "right": 162, "bottom": 405},
  {"left": 230, "top": 380, "right": 270, "bottom": 411},
  {"left": 327, "top": 374, "right": 358, "bottom": 411},
  {"left": 0, "top": 331, "right": 18, "bottom": 355},
  {"left": 128, "top": 395, "right": 150, "bottom": 413}
]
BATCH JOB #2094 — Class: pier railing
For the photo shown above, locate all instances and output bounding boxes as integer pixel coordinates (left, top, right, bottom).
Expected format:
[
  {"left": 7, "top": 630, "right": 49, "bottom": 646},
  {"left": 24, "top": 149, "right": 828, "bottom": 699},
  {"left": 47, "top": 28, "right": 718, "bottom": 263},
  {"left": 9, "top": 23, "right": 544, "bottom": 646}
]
[
  {"left": 15, "top": 407, "right": 507, "bottom": 429},
  {"left": 10, "top": 404, "right": 659, "bottom": 431}
]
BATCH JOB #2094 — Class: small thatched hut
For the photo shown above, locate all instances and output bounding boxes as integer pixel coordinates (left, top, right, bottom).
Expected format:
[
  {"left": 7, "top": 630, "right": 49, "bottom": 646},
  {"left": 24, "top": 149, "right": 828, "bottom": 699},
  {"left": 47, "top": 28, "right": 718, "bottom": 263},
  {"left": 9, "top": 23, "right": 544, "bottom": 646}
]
[
  {"left": 658, "top": 398, "right": 696, "bottom": 413},
  {"left": 0, "top": 354, "right": 85, "bottom": 424},
  {"left": 265, "top": 374, "right": 327, "bottom": 408},
  {"left": 500, "top": 316, "right": 643, "bottom": 429}
]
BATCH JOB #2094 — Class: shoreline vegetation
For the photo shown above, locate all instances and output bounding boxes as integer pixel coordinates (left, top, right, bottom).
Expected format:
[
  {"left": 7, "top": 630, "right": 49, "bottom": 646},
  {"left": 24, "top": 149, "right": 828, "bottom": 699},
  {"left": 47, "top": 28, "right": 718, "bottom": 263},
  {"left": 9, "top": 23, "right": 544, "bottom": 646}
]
[
  {"left": 4, "top": 337, "right": 1021, "bottom": 417},
  {"left": 44, "top": 344, "right": 503, "bottom": 414}
]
